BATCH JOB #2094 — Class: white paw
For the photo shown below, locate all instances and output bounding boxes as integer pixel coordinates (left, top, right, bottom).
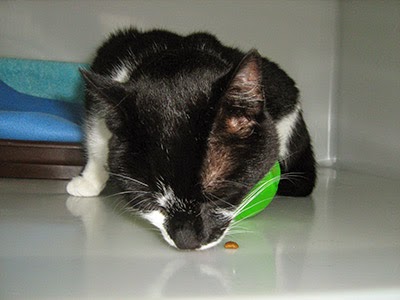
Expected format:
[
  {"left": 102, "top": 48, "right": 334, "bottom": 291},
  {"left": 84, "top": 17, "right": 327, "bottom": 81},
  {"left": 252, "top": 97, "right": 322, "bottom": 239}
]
[{"left": 66, "top": 176, "right": 104, "bottom": 197}]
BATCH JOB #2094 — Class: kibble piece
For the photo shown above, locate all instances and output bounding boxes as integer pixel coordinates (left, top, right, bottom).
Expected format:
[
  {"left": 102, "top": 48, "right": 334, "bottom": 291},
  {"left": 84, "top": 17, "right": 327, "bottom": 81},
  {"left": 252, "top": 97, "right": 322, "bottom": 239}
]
[{"left": 224, "top": 241, "right": 239, "bottom": 249}]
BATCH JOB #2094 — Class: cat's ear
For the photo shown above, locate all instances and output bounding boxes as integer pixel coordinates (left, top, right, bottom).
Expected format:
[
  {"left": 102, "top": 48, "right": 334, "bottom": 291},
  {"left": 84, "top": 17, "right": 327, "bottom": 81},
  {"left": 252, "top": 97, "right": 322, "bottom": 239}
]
[
  {"left": 80, "top": 69, "right": 130, "bottom": 105},
  {"left": 80, "top": 69, "right": 132, "bottom": 133},
  {"left": 219, "top": 50, "right": 265, "bottom": 138}
]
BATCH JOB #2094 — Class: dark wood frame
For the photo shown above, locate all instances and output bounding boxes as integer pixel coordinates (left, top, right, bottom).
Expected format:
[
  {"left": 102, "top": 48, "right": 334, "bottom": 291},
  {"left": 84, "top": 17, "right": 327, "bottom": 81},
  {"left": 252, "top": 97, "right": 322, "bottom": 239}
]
[{"left": 0, "top": 139, "right": 84, "bottom": 179}]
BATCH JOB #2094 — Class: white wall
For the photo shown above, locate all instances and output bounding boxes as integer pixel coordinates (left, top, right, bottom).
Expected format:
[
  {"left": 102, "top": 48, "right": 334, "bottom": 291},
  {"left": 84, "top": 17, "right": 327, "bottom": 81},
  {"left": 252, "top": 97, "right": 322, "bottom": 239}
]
[
  {"left": 0, "top": 0, "right": 339, "bottom": 164},
  {"left": 336, "top": 0, "right": 400, "bottom": 178}
]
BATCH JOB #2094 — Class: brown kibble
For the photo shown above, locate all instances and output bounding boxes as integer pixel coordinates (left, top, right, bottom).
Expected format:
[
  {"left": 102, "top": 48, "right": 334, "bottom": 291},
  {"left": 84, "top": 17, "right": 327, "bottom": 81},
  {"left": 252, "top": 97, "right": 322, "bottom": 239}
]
[{"left": 224, "top": 241, "right": 239, "bottom": 249}]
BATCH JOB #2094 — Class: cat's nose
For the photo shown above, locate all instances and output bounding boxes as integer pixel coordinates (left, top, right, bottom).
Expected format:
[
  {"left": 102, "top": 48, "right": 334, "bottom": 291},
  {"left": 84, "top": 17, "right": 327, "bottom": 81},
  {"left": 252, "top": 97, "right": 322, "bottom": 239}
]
[{"left": 173, "top": 228, "right": 202, "bottom": 250}]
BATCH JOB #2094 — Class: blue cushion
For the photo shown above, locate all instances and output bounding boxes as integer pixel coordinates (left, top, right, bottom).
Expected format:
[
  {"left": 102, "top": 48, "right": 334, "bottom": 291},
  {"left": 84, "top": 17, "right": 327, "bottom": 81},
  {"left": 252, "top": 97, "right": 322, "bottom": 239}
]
[
  {"left": 0, "top": 80, "right": 84, "bottom": 142},
  {"left": 0, "top": 58, "right": 88, "bottom": 103}
]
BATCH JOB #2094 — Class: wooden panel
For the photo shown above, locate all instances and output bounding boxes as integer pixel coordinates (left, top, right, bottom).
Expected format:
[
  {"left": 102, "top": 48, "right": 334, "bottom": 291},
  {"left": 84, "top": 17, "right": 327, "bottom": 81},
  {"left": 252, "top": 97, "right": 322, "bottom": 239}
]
[{"left": 0, "top": 139, "right": 85, "bottom": 179}]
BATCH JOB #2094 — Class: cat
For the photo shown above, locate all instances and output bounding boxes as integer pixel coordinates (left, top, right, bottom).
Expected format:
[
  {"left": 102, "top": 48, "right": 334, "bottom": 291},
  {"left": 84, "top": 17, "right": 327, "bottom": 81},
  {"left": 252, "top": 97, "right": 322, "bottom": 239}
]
[{"left": 67, "top": 28, "right": 316, "bottom": 250}]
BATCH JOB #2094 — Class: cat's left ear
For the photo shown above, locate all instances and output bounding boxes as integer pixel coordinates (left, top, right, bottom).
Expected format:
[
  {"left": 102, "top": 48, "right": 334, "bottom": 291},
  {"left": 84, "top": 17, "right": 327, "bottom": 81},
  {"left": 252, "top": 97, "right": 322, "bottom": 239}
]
[{"left": 220, "top": 49, "right": 265, "bottom": 138}]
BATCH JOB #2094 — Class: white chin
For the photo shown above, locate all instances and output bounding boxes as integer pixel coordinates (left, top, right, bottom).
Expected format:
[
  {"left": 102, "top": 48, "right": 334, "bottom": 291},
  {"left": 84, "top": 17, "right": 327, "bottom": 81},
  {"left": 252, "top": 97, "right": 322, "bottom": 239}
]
[{"left": 197, "top": 230, "right": 228, "bottom": 251}]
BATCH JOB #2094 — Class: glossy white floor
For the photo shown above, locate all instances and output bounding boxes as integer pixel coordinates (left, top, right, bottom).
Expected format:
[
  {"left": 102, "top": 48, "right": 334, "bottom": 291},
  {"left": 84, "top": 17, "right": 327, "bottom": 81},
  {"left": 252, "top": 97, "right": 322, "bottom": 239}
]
[{"left": 1, "top": 167, "right": 399, "bottom": 300}]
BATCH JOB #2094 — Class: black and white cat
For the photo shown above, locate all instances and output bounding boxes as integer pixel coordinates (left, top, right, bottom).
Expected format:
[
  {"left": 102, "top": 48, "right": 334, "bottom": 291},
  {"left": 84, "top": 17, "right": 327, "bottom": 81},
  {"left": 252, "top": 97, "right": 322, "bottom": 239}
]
[{"left": 67, "top": 28, "right": 316, "bottom": 250}]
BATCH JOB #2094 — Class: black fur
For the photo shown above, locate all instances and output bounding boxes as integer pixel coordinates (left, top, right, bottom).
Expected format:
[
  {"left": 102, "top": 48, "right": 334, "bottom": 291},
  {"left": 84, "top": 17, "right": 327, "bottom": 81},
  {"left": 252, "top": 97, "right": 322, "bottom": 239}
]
[{"left": 81, "top": 28, "right": 316, "bottom": 249}]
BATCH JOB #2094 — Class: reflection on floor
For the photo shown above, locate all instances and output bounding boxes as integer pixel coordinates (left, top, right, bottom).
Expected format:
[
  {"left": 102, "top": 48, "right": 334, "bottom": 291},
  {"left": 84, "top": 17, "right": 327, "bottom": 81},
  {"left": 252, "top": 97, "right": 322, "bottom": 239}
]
[{"left": 1, "top": 168, "right": 400, "bottom": 299}]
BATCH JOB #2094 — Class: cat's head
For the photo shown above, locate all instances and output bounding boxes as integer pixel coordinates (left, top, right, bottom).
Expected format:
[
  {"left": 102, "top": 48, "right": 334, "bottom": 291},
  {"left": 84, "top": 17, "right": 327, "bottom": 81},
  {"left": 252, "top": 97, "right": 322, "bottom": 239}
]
[{"left": 82, "top": 50, "right": 278, "bottom": 250}]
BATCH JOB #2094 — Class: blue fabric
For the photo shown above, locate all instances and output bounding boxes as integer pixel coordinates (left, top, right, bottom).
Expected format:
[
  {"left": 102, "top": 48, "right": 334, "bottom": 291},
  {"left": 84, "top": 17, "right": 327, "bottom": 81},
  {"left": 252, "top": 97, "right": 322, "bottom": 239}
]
[
  {"left": 0, "top": 80, "right": 84, "bottom": 142},
  {"left": 0, "top": 58, "right": 88, "bottom": 103}
]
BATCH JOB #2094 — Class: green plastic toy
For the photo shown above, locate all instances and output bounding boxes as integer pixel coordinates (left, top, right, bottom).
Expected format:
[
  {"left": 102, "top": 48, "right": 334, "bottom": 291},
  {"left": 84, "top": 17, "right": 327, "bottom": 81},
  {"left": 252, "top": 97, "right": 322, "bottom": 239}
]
[{"left": 234, "top": 162, "right": 281, "bottom": 221}]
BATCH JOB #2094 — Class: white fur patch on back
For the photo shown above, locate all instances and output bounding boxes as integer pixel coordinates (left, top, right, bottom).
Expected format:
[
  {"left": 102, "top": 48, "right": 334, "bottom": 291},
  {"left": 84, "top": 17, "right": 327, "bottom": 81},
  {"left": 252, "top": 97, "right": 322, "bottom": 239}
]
[{"left": 275, "top": 104, "right": 300, "bottom": 159}]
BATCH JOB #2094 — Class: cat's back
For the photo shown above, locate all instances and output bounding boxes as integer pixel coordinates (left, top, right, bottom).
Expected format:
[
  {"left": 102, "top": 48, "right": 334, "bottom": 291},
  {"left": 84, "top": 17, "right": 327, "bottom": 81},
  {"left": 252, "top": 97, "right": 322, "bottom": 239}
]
[{"left": 90, "top": 28, "right": 233, "bottom": 75}]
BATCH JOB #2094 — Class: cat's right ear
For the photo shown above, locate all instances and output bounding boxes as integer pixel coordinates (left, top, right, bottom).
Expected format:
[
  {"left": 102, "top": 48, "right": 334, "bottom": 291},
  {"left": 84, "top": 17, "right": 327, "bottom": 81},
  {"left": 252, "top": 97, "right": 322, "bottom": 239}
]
[
  {"left": 80, "top": 69, "right": 131, "bottom": 105},
  {"left": 80, "top": 69, "right": 133, "bottom": 133},
  {"left": 80, "top": 68, "right": 103, "bottom": 90}
]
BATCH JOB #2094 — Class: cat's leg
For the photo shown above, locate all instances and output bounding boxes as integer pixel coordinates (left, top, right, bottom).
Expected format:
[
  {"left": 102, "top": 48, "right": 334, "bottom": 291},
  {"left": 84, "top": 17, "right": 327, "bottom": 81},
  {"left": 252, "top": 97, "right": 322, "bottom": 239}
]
[
  {"left": 276, "top": 108, "right": 316, "bottom": 197},
  {"left": 278, "top": 142, "right": 316, "bottom": 197},
  {"left": 67, "top": 118, "right": 112, "bottom": 197}
]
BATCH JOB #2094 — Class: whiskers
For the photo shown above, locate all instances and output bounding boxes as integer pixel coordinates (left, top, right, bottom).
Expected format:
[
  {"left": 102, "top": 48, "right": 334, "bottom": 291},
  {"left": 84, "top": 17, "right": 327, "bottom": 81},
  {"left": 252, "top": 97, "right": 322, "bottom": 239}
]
[
  {"left": 108, "top": 171, "right": 148, "bottom": 187},
  {"left": 223, "top": 170, "right": 306, "bottom": 234},
  {"left": 110, "top": 191, "right": 152, "bottom": 214},
  {"left": 204, "top": 192, "right": 236, "bottom": 210},
  {"left": 226, "top": 222, "right": 254, "bottom": 236},
  {"left": 102, "top": 171, "right": 157, "bottom": 215},
  {"left": 230, "top": 175, "right": 280, "bottom": 219}
]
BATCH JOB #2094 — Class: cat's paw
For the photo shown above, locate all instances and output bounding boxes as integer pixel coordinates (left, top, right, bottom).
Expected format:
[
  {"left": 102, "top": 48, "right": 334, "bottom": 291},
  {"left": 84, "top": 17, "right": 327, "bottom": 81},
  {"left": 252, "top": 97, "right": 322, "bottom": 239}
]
[{"left": 66, "top": 176, "right": 104, "bottom": 197}]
